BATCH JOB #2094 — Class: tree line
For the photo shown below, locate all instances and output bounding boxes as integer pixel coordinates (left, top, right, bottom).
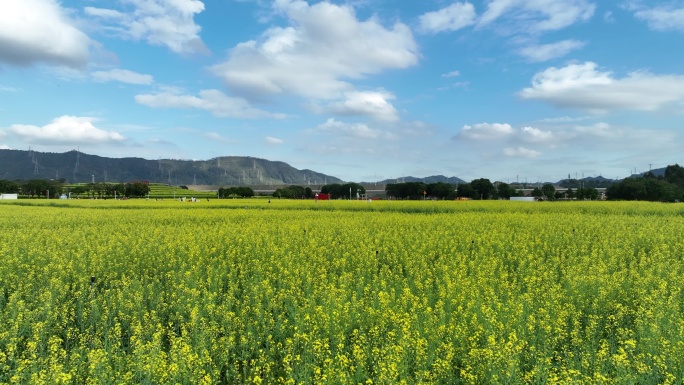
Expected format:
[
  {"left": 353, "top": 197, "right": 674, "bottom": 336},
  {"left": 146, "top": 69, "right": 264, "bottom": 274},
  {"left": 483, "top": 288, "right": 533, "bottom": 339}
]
[
  {"left": 5, "top": 165, "right": 684, "bottom": 202},
  {"left": 606, "top": 165, "right": 684, "bottom": 202},
  {"left": 218, "top": 186, "right": 255, "bottom": 198},
  {"left": 385, "top": 180, "right": 524, "bottom": 200},
  {"left": 0, "top": 179, "right": 151, "bottom": 198}
]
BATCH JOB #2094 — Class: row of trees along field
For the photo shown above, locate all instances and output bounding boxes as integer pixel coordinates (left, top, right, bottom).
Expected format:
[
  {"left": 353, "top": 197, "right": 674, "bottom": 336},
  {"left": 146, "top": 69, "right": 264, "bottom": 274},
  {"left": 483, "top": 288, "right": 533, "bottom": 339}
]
[
  {"left": 385, "top": 180, "right": 602, "bottom": 201},
  {"left": 606, "top": 164, "right": 684, "bottom": 202},
  {"left": 272, "top": 183, "right": 367, "bottom": 199},
  {"left": 386, "top": 180, "right": 524, "bottom": 200},
  {"left": 3, "top": 164, "right": 684, "bottom": 202},
  {"left": 218, "top": 186, "right": 255, "bottom": 198},
  {"left": 0, "top": 179, "right": 151, "bottom": 198}
]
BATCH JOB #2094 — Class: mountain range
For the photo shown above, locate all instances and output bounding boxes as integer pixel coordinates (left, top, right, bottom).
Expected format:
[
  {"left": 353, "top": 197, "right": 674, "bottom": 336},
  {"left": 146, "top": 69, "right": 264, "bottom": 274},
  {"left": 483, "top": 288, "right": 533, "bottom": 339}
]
[
  {"left": 0, "top": 149, "right": 342, "bottom": 186},
  {"left": 1, "top": 149, "right": 663, "bottom": 187}
]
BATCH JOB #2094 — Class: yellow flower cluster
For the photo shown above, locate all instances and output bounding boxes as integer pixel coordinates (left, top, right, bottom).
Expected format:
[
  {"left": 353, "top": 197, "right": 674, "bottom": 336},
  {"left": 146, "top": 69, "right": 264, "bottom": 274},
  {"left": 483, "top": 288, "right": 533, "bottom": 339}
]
[{"left": 0, "top": 199, "right": 684, "bottom": 383}]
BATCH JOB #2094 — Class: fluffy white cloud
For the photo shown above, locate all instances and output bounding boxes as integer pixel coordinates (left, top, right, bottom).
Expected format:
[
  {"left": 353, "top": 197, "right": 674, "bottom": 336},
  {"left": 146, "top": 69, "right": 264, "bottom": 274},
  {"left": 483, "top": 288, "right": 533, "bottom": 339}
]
[
  {"left": 9, "top": 116, "right": 126, "bottom": 144},
  {"left": 521, "top": 126, "right": 554, "bottom": 143},
  {"left": 323, "top": 91, "right": 399, "bottom": 122},
  {"left": 478, "top": 0, "right": 595, "bottom": 33},
  {"left": 630, "top": 3, "right": 684, "bottom": 32},
  {"left": 418, "top": 2, "right": 477, "bottom": 33},
  {"left": 265, "top": 136, "right": 284, "bottom": 144},
  {"left": 315, "top": 118, "right": 393, "bottom": 140},
  {"left": 135, "top": 88, "right": 286, "bottom": 118},
  {"left": 518, "top": 39, "right": 586, "bottom": 62},
  {"left": 503, "top": 146, "right": 541, "bottom": 158},
  {"left": 519, "top": 62, "right": 684, "bottom": 112},
  {"left": 92, "top": 69, "right": 154, "bottom": 85},
  {"left": 85, "top": 0, "right": 207, "bottom": 54},
  {"left": 0, "top": 0, "right": 90, "bottom": 68},
  {"left": 460, "top": 123, "right": 514, "bottom": 140},
  {"left": 211, "top": 1, "right": 418, "bottom": 100}
]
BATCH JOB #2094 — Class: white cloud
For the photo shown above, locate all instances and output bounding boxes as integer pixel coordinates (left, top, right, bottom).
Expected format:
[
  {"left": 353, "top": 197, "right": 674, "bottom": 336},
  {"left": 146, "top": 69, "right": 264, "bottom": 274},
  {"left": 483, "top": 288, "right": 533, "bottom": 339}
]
[
  {"left": 135, "top": 88, "right": 286, "bottom": 119},
  {"left": 478, "top": 0, "right": 596, "bottom": 34},
  {"left": 503, "top": 146, "right": 541, "bottom": 158},
  {"left": 629, "top": 3, "right": 684, "bottom": 32},
  {"left": 442, "top": 70, "right": 461, "bottom": 78},
  {"left": 211, "top": 1, "right": 418, "bottom": 100},
  {"left": 9, "top": 116, "right": 126, "bottom": 144},
  {"left": 315, "top": 118, "right": 393, "bottom": 140},
  {"left": 460, "top": 123, "right": 514, "bottom": 140},
  {"left": 418, "top": 2, "right": 477, "bottom": 33},
  {"left": 92, "top": 69, "right": 154, "bottom": 85},
  {"left": 519, "top": 62, "right": 684, "bottom": 112},
  {"left": 518, "top": 39, "right": 586, "bottom": 62},
  {"left": 538, "top": 115, "right": 591, "bottom": 123},
  {"left": 0, "top": 0, "right": 90, "bottom": 68},
  {"left": 0, "top": 85, "right": 19, "bottom": 92},
  {"left": 521, "top": 126, "right": 554, "bottom": 143},
  {"left": 573, "top": 122, "right": 619, "bottom": 138},
  {"left": 85, "top": 0, "right": 208, "bottom": 55},
  {"left": 265, "top": 136, "right": 284, "bottom": 144},
  {"left": 0, "top": 144, "right": 11, "bottom": 150},
  {"left": 323, "top": 91, "right": 399, "bottom": 122}
]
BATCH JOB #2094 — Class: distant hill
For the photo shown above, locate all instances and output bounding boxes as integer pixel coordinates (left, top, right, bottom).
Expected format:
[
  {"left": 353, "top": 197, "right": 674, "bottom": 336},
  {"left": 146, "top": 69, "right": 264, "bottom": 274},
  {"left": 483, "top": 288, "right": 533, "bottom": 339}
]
[
  {"left": 629, "top": 167, "right": 666, "bottom": 178},
  {"left": 0, "top": 149, "right": 342, "bottom": 186},
  {"left": 556, "top": 176, "right": 617, "bottom": 188},
  {"left": 372, "top": 175, "right": 466, "bottom": 185}
]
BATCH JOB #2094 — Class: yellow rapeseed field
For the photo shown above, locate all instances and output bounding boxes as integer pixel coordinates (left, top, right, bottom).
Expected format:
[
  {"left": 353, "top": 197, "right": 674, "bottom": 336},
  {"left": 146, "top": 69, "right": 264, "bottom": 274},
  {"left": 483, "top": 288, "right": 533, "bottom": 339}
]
[{"left": 1, "top": 199, "right": 684, "bottom": 384}]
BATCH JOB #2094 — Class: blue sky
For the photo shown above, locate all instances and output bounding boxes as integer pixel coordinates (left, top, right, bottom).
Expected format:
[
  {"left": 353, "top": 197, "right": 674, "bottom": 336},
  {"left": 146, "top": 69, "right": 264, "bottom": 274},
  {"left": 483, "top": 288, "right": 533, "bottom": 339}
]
[{"left": 1, "top": 0, "right": 683, "bottom": 183}]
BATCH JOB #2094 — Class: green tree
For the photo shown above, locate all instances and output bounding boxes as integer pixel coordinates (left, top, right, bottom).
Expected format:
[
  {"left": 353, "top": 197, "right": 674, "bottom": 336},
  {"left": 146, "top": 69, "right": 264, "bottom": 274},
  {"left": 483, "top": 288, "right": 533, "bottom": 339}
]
[
  {"left": 273, "top": 185, "right": 306, "bottom": 199},
  {"left": 606, "top": 178, "right": 680, "bottom": 202},
  {"left": 107, "top": 183, "right": 125, "bottom": 198},
  {"left": 566, "top": 188, "right": 574, "bottom": 199},
  {"left": 427, "top": 182, "right": 456, "bottom": 200},
  {"left": 576, "top": 187, "right": 600, "bottom": 200},
  {"left": 322, "top": 183, "right": 365, "bottom": 199},
  {"left": 456, "top": 183, "right": 477, "bottom": 199},
  {"left": 23, "top": 179, "right": 49, "bottom": 198},
  {"left": 531, "top": 187, "right": 543, "bottom": 199},
  {"left": 125, "top": 182, "right": 150, "bottom": 197},
  {"left": 219, "top": 187, "right": 254, "bottom": 198},
  {"left": 0, "top": 179, "right": 20, "bottom": 193},
  {"left": 385, "top": 182, "right": 426, "bottom": 200},
  {"left": 496, "top": 182, "right": 515, "bottom": 200},
  {"left": 664, "top": 164, "right": 684, "bottom": 189},
  {"left": 470, "top": 178, "right": 495, "bottom": 200},
  {"left": 541, "top": 183, "right": 556, "bottom": 201}
]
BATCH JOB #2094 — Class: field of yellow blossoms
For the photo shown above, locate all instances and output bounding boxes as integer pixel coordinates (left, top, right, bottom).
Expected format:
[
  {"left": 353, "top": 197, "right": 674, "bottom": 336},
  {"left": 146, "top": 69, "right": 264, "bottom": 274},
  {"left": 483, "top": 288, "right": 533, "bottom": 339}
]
[{"left": 1, "top": 199, "right": 684, "bottom": 384}]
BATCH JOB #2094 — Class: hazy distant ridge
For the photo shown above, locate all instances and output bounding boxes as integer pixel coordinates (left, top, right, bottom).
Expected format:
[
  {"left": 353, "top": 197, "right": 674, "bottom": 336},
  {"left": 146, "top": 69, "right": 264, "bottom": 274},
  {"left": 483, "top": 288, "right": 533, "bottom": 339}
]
[{"left": 0, "top": 149, "right": 342, "bottom": 186}]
